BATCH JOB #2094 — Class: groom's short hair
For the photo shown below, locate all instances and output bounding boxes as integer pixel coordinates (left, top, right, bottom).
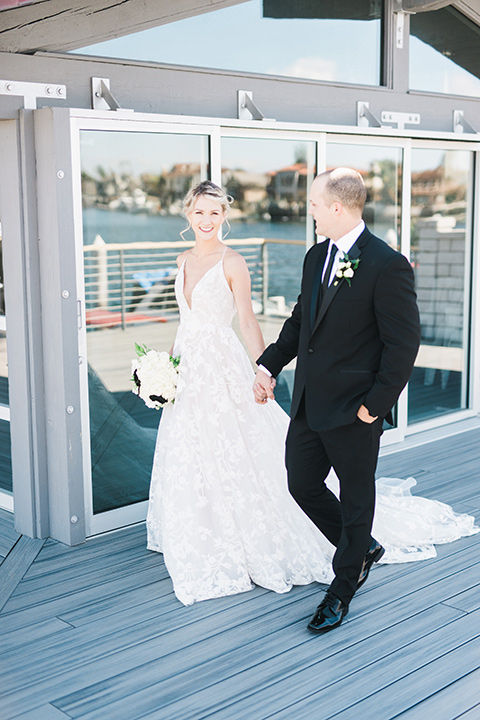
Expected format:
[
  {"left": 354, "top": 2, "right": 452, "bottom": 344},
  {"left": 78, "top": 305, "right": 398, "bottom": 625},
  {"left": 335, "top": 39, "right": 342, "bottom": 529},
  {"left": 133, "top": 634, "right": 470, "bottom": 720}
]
[{"left": 322, "top": 168, "right": 367, "bottom": 213}]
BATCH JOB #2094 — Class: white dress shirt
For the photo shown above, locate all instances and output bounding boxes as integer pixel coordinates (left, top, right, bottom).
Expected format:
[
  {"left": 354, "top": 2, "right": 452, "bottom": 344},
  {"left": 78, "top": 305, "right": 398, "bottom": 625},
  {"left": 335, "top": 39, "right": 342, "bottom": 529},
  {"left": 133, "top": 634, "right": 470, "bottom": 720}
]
[{"left": 321, "top": 220, "right": 365, "bottom": 286}]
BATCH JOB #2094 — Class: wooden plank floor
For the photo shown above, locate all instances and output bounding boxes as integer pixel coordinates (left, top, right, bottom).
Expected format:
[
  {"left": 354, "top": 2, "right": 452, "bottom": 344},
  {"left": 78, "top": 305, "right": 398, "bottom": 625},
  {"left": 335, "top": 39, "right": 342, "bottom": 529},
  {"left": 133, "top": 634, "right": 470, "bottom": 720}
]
[{"left": 0, "top": 428, "right": 479, "bottom": 720}]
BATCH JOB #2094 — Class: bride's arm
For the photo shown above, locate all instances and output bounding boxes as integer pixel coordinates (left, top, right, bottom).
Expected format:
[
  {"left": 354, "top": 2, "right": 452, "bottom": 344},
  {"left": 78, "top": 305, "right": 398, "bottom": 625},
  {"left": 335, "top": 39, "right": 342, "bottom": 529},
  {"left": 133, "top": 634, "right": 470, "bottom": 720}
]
[{"left": 225, "top": 252, "right": 265, "bottom": 361}]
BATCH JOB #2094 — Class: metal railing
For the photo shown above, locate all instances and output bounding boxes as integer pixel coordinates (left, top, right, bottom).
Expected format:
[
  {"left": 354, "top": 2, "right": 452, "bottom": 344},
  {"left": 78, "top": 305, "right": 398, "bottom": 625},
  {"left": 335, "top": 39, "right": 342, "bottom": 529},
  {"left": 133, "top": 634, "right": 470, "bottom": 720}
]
[{"left": 83, "top": 237, "right": 304, "bottom": 330}]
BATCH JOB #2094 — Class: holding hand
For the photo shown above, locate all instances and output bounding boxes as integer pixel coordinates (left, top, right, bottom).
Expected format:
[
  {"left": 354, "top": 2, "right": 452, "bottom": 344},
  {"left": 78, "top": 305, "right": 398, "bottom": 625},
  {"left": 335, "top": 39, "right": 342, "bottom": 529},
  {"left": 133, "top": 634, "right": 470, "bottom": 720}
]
[{"left": 253, "top": 369, "right": 276, "bottom": 404}]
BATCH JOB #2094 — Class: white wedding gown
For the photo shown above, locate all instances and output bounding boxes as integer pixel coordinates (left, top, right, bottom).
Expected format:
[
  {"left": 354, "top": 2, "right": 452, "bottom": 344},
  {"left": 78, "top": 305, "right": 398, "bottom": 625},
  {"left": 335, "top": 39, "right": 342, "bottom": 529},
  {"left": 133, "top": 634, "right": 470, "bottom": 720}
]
[{"left": 147, "top": 256, "right": 478, "bottom": 606}]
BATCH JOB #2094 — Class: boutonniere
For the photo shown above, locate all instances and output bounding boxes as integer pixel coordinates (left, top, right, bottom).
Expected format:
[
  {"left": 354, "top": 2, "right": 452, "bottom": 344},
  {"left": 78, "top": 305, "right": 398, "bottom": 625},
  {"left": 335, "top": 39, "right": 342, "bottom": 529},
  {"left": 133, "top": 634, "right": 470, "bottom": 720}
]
[{"left": 334, "top": 253, "right": 360, "bottom": 287}]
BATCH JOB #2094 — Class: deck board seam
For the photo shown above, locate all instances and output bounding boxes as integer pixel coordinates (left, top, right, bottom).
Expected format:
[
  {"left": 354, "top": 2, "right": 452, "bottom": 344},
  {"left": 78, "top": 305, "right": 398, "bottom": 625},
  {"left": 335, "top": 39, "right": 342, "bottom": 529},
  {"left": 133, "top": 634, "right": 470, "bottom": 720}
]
[{"left": 0, "top": 536, "right": 46, "bottom": 613}]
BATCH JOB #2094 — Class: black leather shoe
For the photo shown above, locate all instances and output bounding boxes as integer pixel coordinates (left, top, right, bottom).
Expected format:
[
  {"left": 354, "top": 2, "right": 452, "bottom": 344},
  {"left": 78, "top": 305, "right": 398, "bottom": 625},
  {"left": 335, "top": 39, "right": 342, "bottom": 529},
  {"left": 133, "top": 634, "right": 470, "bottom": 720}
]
[
  {"left": 357, "top": 540, "right": 385, "bottom": 590},
  {"left": 307, "top": 590, "right": 349, "bottom": 634}
]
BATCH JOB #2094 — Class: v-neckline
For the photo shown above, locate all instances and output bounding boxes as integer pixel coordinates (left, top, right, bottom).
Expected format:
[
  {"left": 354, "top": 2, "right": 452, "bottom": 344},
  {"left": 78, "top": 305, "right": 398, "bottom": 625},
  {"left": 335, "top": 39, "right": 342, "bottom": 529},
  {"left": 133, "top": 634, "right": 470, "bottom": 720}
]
[{"left": 181, "top": 256, "right": 223, "bottom": 310}]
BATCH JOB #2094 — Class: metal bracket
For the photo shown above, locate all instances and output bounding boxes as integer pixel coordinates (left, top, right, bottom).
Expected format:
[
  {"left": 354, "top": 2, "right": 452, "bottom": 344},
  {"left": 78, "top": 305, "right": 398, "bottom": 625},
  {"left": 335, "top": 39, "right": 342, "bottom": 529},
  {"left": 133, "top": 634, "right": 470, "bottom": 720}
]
[
  {"left": 91, "top": 77, "right": 132, "bottom": 112},
  {"left": 0, "top": 79, "right": 66, "bottom": 110},
  {"left": 357, "top": 102, "right": 382, "bottom": 128},
  {"left": 381, "top": 110, "right": 420, "bottom": 129},
  {"left": 237, "top": 91, "right": 273, "bottom": 121},
  {"left": 453, "top": 110, "right": 477, "bottom": 134},
  {"left": 395, "top": 10, "right": 405, "bottom": 48},
  {"left": 358, "top": 102, "right": 420, "bottom": 129}
]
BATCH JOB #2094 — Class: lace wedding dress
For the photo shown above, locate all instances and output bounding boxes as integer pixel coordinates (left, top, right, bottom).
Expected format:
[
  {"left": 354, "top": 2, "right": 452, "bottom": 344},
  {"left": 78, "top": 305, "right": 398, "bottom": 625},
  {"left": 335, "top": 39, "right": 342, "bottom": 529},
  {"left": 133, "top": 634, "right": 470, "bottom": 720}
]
[{"left": 147, "top": 256, "right": 478, "bottom": 606}]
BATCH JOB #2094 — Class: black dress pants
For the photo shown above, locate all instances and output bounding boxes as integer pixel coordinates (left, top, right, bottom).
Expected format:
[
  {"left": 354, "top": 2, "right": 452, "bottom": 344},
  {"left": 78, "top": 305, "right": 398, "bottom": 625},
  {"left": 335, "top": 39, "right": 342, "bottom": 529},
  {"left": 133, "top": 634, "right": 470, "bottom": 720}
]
[{"left": 285, "top": 397, "right": 384, "bottom": 605}]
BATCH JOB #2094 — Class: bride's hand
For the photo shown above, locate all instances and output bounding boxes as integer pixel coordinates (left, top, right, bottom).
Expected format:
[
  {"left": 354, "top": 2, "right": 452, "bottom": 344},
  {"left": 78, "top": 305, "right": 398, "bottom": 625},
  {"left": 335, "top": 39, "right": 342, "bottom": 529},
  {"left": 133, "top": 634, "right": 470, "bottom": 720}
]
[{"left": 253, "top": 370, "right": 275, "bottom": 404}]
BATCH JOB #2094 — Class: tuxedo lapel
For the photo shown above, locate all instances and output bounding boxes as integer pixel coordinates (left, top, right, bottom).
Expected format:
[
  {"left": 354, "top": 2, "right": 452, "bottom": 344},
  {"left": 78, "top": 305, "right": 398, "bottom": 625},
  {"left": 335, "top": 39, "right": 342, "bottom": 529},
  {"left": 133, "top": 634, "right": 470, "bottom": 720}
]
[
  {"left": 309, "top": 243, "right": 329, "bottom": 330},
  {"left": 310, "top": 240, "right": 363, "bottom": 336}
]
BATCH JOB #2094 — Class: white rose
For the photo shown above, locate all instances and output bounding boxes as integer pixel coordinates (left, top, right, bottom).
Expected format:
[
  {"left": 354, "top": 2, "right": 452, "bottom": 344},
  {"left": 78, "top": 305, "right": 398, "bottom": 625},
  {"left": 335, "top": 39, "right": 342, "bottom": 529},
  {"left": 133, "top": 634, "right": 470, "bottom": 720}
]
[{"left": 344, "top": 267, "right": 354, "bottom": 278}]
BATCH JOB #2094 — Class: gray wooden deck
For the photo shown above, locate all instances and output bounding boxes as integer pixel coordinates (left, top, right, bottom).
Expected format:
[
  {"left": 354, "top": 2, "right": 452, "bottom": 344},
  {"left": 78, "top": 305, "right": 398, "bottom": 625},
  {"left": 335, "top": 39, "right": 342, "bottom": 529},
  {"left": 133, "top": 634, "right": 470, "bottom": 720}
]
[{"left": 1, "top": 426, "right": 479, "bottom": 720}]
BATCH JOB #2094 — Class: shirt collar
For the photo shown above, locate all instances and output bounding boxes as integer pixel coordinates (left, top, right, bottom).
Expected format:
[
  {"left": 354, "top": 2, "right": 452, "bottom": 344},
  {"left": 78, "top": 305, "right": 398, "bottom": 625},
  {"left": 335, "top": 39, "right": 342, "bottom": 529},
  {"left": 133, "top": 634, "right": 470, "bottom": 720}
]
[{"left": 332, "top": 220, "right": 365, "bottom": 256}]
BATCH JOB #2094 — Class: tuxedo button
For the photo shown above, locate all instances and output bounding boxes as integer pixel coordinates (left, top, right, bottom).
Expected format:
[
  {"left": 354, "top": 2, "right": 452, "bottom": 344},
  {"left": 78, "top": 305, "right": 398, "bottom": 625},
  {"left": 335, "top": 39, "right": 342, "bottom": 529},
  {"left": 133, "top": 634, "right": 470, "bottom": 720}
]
[{"left": 308, "top": 348, "right": 314, "bottom": 353}]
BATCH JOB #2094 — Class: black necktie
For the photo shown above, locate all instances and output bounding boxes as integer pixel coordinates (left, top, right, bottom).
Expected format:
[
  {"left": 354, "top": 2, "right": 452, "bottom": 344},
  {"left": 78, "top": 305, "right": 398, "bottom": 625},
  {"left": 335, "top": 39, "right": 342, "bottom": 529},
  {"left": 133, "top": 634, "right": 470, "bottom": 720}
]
[{"left": 320, "top": 243, "right": 338, "bottom": 298}]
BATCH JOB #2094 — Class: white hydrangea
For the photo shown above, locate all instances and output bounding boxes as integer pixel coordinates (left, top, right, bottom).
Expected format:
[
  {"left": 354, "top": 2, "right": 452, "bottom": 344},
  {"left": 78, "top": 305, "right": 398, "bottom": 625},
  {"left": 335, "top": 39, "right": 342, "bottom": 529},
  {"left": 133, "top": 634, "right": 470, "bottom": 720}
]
[{"left": 132, "top": 349, "right": 179, "bottom": 409}]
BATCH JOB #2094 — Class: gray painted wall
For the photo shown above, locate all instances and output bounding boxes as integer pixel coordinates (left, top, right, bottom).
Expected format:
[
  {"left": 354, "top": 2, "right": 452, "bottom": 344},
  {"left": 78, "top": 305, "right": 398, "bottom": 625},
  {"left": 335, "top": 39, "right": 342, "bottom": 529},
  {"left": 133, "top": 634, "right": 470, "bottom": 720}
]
[{"left": 1, "top": 48, "right": 480, "bottom": 134}]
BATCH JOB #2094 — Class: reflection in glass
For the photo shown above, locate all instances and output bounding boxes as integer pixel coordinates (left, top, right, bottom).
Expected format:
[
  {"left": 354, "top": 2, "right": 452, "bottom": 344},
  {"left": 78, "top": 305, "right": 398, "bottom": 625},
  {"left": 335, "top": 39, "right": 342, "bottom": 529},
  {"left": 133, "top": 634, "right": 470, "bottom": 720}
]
[
  {"left": 0, "top": 222, "right": 5, "bottom": 316},
  {"left": 221, "top": 136, "right": 316, "bottom": 414},
  {"left": 409, "top": 149, "right": 472, "bottom": 424},
  {"left": 326, "top": 143, "right": 402, "bottom": 250},
  {"left": 222, "top": 136, "right": 316, "bottom": 305},
  {"left": 0, "top": 218, "right": 11, "bottom": 494},
  {"left": 80, "top": 130, "right": 209, "bottom": 514},
  {"left": 0, "top": 331, "right": 8, "bottom": 407},
  {"left": 74, "top": 0, "right": 382, "bottom": 87},
  {"left": 0, "top": 419, "right": 12, "bottom": 493},
  {"left": 410, "top": 8, "right": 480, "bottom": 97}
]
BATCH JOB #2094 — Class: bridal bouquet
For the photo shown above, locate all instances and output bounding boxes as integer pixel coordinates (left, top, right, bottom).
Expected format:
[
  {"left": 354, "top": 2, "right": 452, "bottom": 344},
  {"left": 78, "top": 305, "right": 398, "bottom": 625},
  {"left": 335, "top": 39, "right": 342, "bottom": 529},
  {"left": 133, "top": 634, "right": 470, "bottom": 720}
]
[{"left": 131, "top": 343, "right": 180, "bottom": 409}]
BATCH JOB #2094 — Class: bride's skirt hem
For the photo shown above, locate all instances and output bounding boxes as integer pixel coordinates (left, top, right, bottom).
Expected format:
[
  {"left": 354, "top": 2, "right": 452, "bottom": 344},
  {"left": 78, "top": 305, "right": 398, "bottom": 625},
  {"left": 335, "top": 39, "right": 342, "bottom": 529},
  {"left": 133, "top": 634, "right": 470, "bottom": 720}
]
[{"left": 147, "top": 544, "right": 163, "bottom": 554}]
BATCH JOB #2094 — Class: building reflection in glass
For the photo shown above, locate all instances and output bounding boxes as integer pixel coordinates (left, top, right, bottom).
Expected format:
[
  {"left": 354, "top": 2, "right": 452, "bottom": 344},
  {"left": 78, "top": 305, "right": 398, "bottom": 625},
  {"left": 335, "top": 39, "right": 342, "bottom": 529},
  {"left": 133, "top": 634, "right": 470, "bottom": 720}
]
[{"left": 409, "top": 149, "right": 472, "bottom": 424}]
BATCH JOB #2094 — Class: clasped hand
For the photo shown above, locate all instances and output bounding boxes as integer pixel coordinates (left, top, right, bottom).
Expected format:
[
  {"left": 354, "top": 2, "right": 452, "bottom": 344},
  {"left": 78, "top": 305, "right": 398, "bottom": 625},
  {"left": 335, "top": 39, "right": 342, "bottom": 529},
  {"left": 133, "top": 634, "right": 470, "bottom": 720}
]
[{"left": 253, "top": 370, "right": 276, "bottom": 404}]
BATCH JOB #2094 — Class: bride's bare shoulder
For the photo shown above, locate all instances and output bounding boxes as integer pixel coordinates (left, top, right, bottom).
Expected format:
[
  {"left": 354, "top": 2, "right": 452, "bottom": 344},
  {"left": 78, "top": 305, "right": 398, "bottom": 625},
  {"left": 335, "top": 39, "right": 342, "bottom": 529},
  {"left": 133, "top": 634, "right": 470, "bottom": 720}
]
[
  {"left": 224, "top": 246, "right": 247, "bottom": 270},
  {"left": 176, "top": 250, "right": 189, "bottom": 268}
]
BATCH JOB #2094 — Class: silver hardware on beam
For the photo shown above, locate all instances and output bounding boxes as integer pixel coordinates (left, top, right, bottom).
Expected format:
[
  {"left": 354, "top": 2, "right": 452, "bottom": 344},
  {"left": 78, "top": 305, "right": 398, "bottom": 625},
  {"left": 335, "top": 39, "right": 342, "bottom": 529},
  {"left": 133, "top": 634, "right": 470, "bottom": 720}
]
[
  {"left": 237, "top": 91, "right": 273, "bottom": 121},
  {"left": 381, "top": 111, "right": 420, "bottom": 129},
  {"left": 453, "top": 110, "right": 477, "bottom": 134},
  {"left": 0, "top": 79, "right": 66, "bottom": 110},
  {"left": 395, "top": 10, "right": 405, "bottom": 48},
  {"left": 91, "top": 77, "right": 132, "bottom": 112},
  {"left": 357, "top": 102, "right": 382, "bottom": 128}
]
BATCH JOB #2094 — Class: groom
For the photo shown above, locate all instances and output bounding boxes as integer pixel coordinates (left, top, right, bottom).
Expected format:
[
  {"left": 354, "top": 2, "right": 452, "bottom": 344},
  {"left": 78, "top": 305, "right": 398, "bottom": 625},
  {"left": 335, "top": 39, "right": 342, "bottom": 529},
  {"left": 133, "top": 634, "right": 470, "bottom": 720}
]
[{"left": 254, "top": 168, "right": 420, "bottom": 634}]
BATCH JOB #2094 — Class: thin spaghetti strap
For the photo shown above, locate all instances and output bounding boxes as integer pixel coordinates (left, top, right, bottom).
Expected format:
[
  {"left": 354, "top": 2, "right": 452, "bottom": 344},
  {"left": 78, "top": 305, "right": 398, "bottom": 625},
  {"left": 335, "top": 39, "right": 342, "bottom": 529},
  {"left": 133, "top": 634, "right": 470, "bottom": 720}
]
[{"left": 221, "top": 245, "right": 228, "bottom": 259}]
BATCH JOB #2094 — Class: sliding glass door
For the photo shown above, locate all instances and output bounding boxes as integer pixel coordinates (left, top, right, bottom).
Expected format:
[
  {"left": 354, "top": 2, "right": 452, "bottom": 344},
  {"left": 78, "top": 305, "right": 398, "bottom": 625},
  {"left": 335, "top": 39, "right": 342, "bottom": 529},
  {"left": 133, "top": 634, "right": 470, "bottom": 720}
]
[{"left": 68, "top": 113, "right": 476, "bottom": 534}]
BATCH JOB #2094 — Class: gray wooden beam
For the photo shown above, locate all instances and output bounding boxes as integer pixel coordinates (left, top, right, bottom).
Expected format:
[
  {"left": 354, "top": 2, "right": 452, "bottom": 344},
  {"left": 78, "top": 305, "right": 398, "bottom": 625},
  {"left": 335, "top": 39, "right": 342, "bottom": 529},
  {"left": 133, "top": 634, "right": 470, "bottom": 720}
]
[
  {"left": 402, "top": 0, "right": 451, "bottom": 10},
  {"left": 0, "top": 118, "right": 50, "bottom": 539},
  {"left": 0, "top": 0, "right": 249, "bottom": 53}
]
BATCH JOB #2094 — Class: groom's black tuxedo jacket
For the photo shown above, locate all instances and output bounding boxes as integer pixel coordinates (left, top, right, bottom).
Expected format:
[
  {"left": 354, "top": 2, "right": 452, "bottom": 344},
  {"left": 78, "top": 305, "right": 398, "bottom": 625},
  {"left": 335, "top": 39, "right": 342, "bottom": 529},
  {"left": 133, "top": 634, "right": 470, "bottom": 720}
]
[{"left": 258, "top": 227, "right": 421, "bottom": 431}]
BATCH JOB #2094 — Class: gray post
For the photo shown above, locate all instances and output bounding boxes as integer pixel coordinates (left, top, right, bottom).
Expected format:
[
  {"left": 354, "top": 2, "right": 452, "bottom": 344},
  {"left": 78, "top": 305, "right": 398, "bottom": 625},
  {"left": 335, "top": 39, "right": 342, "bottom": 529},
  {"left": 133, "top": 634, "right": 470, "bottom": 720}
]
[
  {"left": 120, "top": 248, "right": 126, "bottom": 329},
  {"left": 262, "top": 240, "right": 269, "bottom": 315},
  {"left": 0, "top": 115, "right": 50, "bottom": 539},
  {"left": 92, "top": 234, "right": 108, "bottom": 308},
  {"left": 34, "top": 107, "right": 86, "bottom": 546}
]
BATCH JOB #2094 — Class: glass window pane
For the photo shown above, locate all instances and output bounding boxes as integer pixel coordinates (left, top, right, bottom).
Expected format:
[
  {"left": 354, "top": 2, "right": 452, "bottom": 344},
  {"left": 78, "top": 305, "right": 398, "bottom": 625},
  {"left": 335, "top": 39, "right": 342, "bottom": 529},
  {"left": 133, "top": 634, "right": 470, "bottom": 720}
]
[
  {"left": 74, "top": 0, "right": 382, "bottom": 87},
  {"left": 408, "top": 149, "right": 472, "bottom": 424},
  {"left": 80, "top": 130, "right": 209, "bottom": 514},
  {"left": 326, "top": 143, "right": 402, "bottom": 251},
  {"left": 0, "top": 220, "right": 7, "bottom": 407},
  {"left": 410, "top": 8, "right": 480, "bottom": 97},
  {"left": 0, "top": 330, "right": 7, "bottom": 407},
  {"left": 221, "top": 135, "right": 316, "bottom": 413},
  {"left": 326, "top": 143, "right": 403, "bottom": 429},
  {"left": 0, "top": 223, "right": 5, "bottom": 316},
  {"left": 0, "top": 219, "right": 11, "bottom": 495},
  {"left": 0, "top": 419, "right": 12, "bottom": 493}
]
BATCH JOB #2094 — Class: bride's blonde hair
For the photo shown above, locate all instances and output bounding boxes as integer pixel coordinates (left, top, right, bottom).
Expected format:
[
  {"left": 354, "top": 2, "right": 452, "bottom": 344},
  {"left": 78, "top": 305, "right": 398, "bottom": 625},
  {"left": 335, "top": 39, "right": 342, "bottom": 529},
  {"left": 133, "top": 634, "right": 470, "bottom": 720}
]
[{"left": 181, "top": 181, "right": 233, "bottom": 240}]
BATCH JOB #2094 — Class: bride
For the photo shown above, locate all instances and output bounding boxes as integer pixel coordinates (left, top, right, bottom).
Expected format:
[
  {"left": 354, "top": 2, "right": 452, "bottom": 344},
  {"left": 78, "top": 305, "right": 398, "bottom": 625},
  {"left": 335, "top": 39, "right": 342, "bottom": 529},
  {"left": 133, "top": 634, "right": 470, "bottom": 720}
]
[{"left": 146, "top": 181, "right": 478, "bottom": 606}]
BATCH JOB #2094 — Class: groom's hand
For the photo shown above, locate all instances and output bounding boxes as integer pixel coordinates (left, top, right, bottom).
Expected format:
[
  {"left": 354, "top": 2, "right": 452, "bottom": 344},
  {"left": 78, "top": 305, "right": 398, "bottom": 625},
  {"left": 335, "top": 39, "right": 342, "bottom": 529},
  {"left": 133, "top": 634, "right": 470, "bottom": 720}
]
[
  {"left": 253, "top": 370, "right": 276, "bottom": 404},
  {"left": 357, "top": 404, "right": 378, "bottom": 424}
]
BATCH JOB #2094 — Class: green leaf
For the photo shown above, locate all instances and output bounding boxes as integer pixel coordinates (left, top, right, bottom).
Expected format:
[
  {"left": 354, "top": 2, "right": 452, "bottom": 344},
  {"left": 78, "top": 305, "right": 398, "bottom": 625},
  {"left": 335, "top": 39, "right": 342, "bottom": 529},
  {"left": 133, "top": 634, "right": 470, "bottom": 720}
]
[{"left": 134, "top": 342, "right": 149, "bottom": 357}]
